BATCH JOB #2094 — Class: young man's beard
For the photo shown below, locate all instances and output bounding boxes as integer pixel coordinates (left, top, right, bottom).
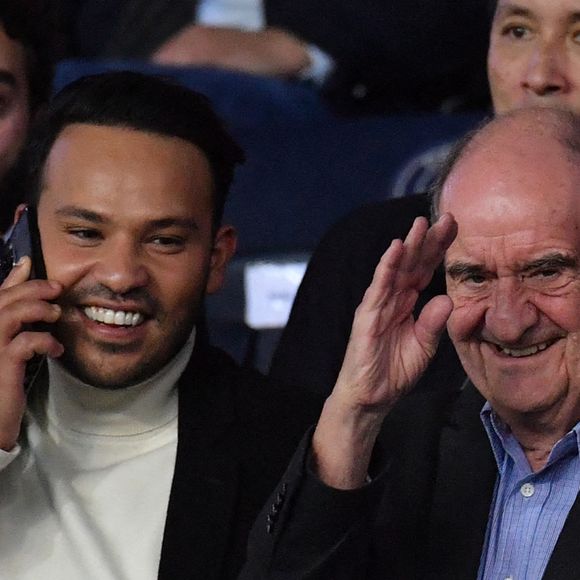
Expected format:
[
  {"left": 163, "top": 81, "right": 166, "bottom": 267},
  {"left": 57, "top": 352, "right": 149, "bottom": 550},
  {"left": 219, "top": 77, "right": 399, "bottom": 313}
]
[
  {"left": 54, "top": 311, "right": 199, "bottom": 390},
  {"left": 52, "top": 284, "right": 204, "bottom": 390}
]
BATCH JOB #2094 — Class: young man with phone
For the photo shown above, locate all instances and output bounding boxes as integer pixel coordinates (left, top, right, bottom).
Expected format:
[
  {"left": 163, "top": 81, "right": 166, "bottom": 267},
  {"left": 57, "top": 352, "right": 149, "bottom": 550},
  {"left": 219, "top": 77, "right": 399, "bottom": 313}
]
[{"left": 0, "top": 71, "right": 320, "bottom": 580}]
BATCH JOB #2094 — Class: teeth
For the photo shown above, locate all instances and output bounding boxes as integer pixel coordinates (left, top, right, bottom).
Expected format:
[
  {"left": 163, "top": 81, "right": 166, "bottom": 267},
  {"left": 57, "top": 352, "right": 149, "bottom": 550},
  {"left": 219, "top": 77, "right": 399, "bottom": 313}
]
[
  {"left": 500, "top": 341, "right": 550, "bottom": 358},
  {"left": 84, "top": 306, "right": 144, "bottom": 327}
]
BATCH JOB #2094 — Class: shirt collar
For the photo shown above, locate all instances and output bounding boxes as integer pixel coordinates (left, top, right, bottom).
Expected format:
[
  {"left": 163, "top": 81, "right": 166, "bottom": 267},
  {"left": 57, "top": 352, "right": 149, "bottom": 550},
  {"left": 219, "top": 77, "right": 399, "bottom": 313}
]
[{"left": 480, "top": 401, "right": 580, "bottom": 474}]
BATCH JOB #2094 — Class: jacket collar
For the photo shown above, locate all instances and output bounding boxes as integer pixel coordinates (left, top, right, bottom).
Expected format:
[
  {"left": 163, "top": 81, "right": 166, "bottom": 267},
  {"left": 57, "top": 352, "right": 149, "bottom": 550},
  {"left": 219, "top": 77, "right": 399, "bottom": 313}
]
[{"left": 158, "top": 340, "right": 240, "bottom": 580}]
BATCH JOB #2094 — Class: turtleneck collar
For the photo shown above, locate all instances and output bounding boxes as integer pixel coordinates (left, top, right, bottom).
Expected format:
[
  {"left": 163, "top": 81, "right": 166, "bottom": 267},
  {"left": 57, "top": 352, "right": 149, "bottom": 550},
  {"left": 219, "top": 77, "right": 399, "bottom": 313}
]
[{"left": 42, "top": 329, "right": 196, "bottom": 437}]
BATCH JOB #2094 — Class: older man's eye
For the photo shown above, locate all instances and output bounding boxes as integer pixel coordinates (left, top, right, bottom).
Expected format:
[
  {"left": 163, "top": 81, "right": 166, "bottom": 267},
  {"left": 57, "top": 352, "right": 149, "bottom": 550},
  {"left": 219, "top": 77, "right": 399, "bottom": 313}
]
[
  {"left": 464, "top": 274, "right": 486, "bottom": 285},
  {"left": 534, "top": 269, "right": 558, "bottom": 278}
]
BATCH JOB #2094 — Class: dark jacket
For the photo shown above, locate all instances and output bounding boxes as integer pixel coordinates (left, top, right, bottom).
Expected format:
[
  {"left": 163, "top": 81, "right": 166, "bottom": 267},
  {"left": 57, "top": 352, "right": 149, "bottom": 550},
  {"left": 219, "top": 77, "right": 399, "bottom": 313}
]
[
  {"left": 259, "top": 193, "right": 580, "bottom": 577},
  {"left": 151, "top": 341, "right": 322, "bottom": 579},
  {"left": 239, "top": 377, "right": 580, "bottom": 579}
]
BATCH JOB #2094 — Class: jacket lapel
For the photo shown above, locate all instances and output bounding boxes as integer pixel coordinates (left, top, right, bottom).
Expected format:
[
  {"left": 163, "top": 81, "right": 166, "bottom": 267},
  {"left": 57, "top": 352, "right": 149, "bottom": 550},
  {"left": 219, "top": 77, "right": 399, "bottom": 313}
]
[
  {"left": 426, "top": 380, "right": 580, "bottom": 580},
  {"left": 426, "top": 381, "right": 497, "bottom": 579},
  {"left": 543, "top": 489, "right": 580, "bottom": 579},
  {"left": 158, "top": 344, "right": 240, "bottom": 580}
]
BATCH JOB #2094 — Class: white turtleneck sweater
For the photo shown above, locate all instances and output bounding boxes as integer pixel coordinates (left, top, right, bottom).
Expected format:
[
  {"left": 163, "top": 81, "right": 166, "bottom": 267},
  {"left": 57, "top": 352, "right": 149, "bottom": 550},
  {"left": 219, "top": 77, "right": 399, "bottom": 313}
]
[{"left": 0, "top": 332, "right": 195, "bottom": 579}]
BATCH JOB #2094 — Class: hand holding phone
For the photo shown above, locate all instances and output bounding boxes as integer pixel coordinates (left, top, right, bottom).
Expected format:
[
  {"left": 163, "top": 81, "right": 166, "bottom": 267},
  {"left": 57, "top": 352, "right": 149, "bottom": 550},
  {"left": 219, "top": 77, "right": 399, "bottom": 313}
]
[
  {"left": 0, "top": 207, "right": 63, "bottom": 451},
  {"left": 0, "top": 206, "right": 46, "bottom": 285}
]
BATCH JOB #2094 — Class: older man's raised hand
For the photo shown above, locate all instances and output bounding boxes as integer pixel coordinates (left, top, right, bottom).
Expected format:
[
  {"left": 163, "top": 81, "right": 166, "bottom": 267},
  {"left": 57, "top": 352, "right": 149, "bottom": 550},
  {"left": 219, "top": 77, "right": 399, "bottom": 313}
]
[{"left": 312, "top": 214, "right": 457, "bottom": 489}]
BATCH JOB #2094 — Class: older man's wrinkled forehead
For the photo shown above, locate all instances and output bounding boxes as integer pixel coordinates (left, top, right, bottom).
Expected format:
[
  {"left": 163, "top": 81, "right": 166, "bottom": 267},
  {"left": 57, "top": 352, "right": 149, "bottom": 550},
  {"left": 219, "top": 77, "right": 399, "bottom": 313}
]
[
  {"left": 438, "top": 108, "right": 580, "bottom": 222},
  {"left": 439, "top": 109, "right": 580, "bottom": 248}
]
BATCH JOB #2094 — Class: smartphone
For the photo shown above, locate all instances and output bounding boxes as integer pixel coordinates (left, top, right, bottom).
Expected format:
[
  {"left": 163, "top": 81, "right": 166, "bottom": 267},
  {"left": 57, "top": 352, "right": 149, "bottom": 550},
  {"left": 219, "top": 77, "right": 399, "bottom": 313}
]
[
  {"left": 0, "top": 206, "right": 46, "bottom": 284},
  {"left": 0, "top": 206, "right": 48, "bottom": 391}
]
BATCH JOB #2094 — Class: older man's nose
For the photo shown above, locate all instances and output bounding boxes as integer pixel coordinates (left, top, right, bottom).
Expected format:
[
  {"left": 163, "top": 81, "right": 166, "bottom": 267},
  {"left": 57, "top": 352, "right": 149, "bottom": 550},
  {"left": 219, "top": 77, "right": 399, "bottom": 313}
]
[{"left": 484, "top": 279, "right": 539, "bottom": 345}]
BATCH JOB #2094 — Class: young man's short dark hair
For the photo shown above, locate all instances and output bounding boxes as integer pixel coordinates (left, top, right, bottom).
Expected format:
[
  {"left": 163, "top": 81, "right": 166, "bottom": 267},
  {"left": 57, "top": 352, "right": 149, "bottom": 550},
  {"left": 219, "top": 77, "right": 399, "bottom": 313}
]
[{"left": 20, "top": 71, "right": 245, "bottom": 230}]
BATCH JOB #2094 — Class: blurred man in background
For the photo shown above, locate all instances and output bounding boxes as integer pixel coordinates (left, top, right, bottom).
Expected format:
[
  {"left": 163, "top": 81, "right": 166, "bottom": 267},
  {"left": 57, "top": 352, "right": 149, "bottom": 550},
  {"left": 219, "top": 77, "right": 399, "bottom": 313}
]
[{"left": 0, "top": 0, "right": 52, "bottom": 231}]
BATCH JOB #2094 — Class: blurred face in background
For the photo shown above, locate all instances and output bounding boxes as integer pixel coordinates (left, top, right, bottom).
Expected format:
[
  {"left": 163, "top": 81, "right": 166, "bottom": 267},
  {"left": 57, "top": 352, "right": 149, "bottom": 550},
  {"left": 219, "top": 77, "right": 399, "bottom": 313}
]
[
  {"left": 489, "top": 0, "right": 580, "bottom": 114},
  {"left": 0, "top": 24, "right": 30, "bottom": 182}
]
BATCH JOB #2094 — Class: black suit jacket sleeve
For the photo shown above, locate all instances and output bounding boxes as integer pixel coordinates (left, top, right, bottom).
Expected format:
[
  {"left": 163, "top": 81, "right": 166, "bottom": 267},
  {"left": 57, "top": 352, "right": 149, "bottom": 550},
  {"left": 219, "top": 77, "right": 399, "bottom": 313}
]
[
  {"left": 238, "top": 430, "right": 392, "bottom": 580},
  {"left": 270, "top": 195, "right": 442, "bottom": 397},
  {"left": 238, "top": 378, "right": 473, "bottom": 580}
]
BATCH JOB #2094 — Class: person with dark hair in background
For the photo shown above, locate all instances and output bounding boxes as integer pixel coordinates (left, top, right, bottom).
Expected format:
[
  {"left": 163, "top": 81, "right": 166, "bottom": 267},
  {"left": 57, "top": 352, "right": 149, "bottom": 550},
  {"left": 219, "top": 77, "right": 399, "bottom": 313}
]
[
  {"left": 60, "top": 0, "right": 491, "bottom": 115},
  {"left": 0, "top": 0, "right": 53, "bottom": 232},
  {"left": 242, "top": 106, "right": 580, "bottom": 580},
  {"left": 0, "top": 71, "right": 320, "bottom": 580},
  {"left": 271, "top": 0, "right": 580, "bottom": 399}
]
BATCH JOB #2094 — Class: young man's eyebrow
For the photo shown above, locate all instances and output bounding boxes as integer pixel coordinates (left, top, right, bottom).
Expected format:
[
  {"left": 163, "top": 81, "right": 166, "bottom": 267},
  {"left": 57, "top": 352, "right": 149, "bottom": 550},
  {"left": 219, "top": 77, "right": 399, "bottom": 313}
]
[
  {"left": 54, "top": 206, "right": 200, "bottom": 231},
  {"left": 445, "top": 262, "right": 488, "bottom": 280},
  {"left": 520, "top": 253, "right": 578, "bottom": 273},
  {"left": 147, "top": 218, "right": 200, "bottom": 231},
  {"left": 54, "top": 206, "right": 106, "bottom": 224}
]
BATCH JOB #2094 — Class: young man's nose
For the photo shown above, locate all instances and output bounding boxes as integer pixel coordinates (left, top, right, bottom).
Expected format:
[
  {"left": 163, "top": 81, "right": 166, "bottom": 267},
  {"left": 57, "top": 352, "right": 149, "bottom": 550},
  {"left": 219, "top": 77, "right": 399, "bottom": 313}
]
[{"left": 91, "top": 239, "right": 150, "bottom": 295}]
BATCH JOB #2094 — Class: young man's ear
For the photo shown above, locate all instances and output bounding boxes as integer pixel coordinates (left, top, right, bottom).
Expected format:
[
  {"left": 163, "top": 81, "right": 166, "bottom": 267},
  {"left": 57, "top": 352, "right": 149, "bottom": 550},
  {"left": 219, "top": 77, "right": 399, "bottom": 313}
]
[{"left": 206, "top": 225, "right": 237, "bottom": 295}]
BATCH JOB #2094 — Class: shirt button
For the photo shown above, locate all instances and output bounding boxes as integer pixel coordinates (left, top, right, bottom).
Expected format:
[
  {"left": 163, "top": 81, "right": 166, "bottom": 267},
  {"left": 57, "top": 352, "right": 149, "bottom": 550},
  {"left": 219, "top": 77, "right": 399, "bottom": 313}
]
[{"left": 520, "top": 482, "right": 535, "bottom": 497}]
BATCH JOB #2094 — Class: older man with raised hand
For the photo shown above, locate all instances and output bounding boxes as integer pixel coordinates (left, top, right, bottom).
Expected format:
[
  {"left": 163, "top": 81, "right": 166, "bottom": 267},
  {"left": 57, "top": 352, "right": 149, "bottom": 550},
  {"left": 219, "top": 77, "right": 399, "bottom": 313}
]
[
  {"left": 241, "top": 107, "right": 580, "bottom": 579},
  {"left": 271, "top": 0, "right": 580, "bottom": 399}
]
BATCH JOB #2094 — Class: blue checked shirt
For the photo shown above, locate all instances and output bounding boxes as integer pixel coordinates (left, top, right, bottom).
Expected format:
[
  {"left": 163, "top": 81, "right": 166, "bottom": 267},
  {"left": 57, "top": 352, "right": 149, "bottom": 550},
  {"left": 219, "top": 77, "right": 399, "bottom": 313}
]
[{"left": 478, "top": 404, "right": 580, "bottom": 580}]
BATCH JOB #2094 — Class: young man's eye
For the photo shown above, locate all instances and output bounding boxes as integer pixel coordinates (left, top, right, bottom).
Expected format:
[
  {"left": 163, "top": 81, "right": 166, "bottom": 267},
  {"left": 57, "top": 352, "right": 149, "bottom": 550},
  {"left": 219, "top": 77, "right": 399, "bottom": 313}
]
[
  {"left": 151, "top": 236, "right": 186, "bottom": 249},
  {"left": 68, "top": 228, "right": 101, "bottom": 241}
]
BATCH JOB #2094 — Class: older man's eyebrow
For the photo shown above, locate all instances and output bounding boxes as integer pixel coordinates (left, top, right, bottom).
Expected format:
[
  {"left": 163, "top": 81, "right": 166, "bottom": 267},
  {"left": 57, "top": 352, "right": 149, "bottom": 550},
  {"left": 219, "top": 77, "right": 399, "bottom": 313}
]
[
  {"left": 445, "top": 262, "right": 489, "bottom": 280},
  {"left": 520, "top": 253, "right": 578, "bottom": 273}
]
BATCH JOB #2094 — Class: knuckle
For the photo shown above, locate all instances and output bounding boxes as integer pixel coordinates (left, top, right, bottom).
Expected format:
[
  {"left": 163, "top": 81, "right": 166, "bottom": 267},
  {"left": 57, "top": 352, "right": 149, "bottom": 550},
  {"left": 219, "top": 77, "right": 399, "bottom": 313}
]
[{"left": 12, "top": 331, "right": 49, "bottom": 360}]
